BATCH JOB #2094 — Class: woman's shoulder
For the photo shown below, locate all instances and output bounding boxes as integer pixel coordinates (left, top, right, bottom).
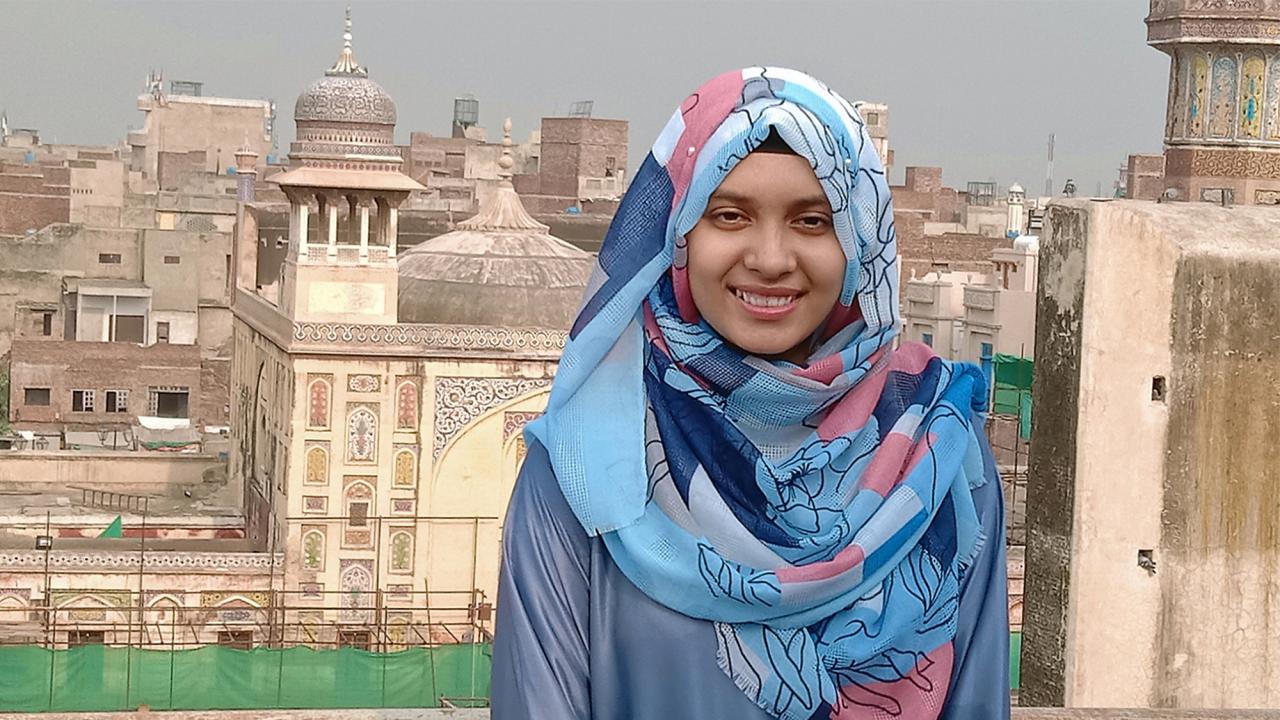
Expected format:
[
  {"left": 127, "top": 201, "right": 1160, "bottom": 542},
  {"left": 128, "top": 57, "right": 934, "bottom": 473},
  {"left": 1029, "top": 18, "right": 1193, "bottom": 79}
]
[{"left": 505, "top": 440, "right": 592, "bottom": 555}]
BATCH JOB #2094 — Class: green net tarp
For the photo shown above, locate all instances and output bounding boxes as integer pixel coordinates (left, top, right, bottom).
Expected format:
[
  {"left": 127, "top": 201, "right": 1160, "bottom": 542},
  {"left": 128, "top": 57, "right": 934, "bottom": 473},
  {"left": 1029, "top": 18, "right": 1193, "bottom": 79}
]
[
  {"left": 992, "top": 354, "right": 1034, "bottom": 439},
  {"left": 0, "top": 643, "right": 491, "bottom": 713}
]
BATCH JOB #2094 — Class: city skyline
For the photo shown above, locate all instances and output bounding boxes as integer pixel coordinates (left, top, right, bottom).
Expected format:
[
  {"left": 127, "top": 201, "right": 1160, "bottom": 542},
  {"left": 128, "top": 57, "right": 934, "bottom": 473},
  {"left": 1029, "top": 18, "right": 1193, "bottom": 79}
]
[{"left": 1, "top": 0, "right": 1165, "bottom": 197}]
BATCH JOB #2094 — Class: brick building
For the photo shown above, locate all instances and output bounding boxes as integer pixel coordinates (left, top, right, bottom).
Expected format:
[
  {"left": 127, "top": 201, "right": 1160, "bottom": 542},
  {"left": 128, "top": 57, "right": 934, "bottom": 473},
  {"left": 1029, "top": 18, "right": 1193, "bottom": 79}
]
[
  {"left": 0, "top": 160, "right": 70, "bottom": 237},
  {"left": 514, "top": 116, "right": 628, "bottom": 214}
]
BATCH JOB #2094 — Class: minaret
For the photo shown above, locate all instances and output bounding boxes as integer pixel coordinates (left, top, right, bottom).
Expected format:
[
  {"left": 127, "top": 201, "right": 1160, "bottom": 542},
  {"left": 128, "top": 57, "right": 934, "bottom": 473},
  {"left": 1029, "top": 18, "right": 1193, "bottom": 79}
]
[
  {"left": 269, "top": 5, "right": 423, "bottom": 324},
  {"left": 1006, "top": 183, "right": 1025, "bottom": 239},
  {"left": 234, "top": 134, "right": 259, "bottom": 203}
]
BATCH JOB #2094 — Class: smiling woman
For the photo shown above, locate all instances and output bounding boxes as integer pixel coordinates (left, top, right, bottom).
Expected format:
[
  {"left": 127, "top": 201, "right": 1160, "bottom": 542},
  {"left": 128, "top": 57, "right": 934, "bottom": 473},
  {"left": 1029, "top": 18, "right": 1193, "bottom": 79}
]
[
  {"left": 685, "top": 131, "right": 846, "bottom": 364},
  {"left": 493, "top": 67, "right": 1009, "bottom": 720}
]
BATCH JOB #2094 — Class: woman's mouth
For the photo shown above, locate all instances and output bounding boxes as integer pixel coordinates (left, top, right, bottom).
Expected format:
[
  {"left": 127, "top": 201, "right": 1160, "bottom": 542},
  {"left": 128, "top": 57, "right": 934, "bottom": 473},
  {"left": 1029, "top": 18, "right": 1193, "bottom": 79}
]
[{"left": 733, "top": 287, "right": 800, "bottom": 319}]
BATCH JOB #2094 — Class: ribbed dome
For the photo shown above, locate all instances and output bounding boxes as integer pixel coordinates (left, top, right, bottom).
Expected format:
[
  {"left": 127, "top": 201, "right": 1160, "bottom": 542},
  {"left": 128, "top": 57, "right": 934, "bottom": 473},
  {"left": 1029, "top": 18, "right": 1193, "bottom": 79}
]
[
  {"left": 294, "top": 75, "right": 397, "bottom": 126},
  {"left": 397, "top": 183, "right": 593, "bottom": 329}
]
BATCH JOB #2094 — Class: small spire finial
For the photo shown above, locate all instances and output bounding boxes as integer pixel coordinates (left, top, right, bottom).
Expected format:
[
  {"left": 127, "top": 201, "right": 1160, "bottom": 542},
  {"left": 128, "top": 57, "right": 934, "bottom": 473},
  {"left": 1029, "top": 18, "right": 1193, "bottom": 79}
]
[
  {"left": 498, "top": 118, "right": 515, "bottom": 180},
  {"left": 327, "top": 5, "right": 367, "bottom": 77}
]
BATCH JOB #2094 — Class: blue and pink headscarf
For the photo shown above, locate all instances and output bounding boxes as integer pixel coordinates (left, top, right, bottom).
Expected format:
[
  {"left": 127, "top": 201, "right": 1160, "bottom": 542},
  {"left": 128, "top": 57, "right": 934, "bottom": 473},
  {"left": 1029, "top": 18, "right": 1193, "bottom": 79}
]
[{"left": 527, "top": 67, "right": 992, "bottom": 719}]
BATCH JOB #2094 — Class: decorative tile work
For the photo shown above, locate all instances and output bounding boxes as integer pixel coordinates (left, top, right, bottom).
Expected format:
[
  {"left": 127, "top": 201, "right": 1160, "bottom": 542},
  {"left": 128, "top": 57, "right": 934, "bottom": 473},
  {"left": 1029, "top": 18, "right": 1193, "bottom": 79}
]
[
  {"left": 50, "top": 589, "right": 130, "bottom": 608},
  {"left": 303, "top": 496, "right": 328, "bottom": 514},
  {"left": 396, "top": 380, "right": 418, "bottom": 430},
  {"left": 386, "top": 584, "right": 413, "bottom": 601},
  {"left": 339, "top": 559, "right": 374, "bottom": 622},
  {"left": 293, "top": 323, "right": 568, "bottom": 355},
  {"left": 302, "top": 526, "right": 326, "bottom": 571},
  {"left": 391, "top": 498, "right": 415, "bottom": 515},
  {"left": 307, "top": 375, "right": 333, "bottom": 429},
  {"left": 200, "top": 591, "right": 270, "bottom": 608},
  {"left": 1189, "top": 147, "right": 1280, "bottom": 177},
  {"left": 503, "top": 411, "right": 542, "bottom": 443},
  {"left": 393, "top": 447, "right": 417, "bottom": 488},
  {"left": 433, "top": 377, "right": 551, "bottom": 458},
  {"left": 348, "top": 374, "right": 382, "bottom": 393},
  {"left": 0, "top": 551, "right": 280, "bottom": 573},
  {"left": 1209, "top": 54, "right": 1239, "bottom": 138},
  {"left": 343, "top": 477, "right": 375, "bottom": 548},
  {"left": 304, "top": 442, "right": 329, "bottom": 485},
  {"left": 388, "top": 528, "right": 414, "bottom": 574},
  {"left": 300, "top": 583, "right": 323, "bottom": 600},
  {"left": 1241, "top": 54, "right": 1266, "bottom": 139},
  {"left": 346, "top": 403, "right": 380, "bottom": 463}
]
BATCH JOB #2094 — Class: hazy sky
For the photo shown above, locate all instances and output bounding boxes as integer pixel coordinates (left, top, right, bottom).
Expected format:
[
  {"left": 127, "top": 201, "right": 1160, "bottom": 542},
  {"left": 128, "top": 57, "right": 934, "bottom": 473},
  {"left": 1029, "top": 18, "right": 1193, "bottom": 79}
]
[{"left": 2, "top": 0, "right": 1167, "bottom": 196}]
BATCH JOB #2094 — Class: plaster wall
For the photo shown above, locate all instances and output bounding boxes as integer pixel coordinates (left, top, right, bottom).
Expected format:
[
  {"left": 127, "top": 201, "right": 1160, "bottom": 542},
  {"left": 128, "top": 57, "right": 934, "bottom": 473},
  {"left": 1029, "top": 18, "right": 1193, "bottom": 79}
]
[
  {"left": 1023, "top": 200, "right": 1280, "bottom": 708},
  {"left": 0, "top": 451, "right": 219, "bottom": 491}
]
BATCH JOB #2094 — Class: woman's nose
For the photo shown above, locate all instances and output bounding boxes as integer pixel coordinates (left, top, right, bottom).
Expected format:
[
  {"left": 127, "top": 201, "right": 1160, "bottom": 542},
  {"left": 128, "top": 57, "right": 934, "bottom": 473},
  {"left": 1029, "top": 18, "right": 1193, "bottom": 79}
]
[{"left": 742, "top": 223, "right": 797, "bottom": 278}]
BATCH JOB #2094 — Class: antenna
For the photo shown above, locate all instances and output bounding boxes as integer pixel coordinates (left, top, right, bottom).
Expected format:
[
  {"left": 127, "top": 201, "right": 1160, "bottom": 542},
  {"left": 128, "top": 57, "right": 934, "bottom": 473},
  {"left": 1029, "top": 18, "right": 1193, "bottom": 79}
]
[{"left": 1045, "top": 133, "right": 1055, "bottom": 198}]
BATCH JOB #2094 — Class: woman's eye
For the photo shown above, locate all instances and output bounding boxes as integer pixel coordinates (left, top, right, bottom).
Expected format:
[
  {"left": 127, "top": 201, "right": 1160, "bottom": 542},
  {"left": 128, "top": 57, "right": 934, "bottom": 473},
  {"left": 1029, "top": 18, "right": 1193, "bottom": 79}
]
[
  {"left": 796, "top": 216, "right": 831, "bottom": 230},
  {"left": 713, "top": 211, "right": 746, "bottom": 225}
]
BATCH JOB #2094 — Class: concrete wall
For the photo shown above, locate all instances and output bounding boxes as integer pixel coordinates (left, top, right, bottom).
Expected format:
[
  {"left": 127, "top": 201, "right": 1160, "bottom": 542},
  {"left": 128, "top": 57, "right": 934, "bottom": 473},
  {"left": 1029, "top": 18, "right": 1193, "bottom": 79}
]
[
  {"left": 0, "top": 450, "right": 219, "bottom": 490},
  {"left": 1023, "top": 199, "right": 1280, "bottom": 708}
]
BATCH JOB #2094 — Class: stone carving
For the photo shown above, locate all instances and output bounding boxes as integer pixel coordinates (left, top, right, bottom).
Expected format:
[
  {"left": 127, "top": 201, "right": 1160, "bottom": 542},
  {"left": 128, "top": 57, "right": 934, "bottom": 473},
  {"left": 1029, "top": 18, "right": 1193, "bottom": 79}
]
[
  {"left": 1190, "top": 148, "right": 1280, "bottom": 177},
  {"left": 503, "top": 411, "right": 542, "bottom": 443},
  {"left": 0, "top": 551, "right": 280, "bottom": 573},
  {"left": 433, "top": 377, "right": 552, "bottom": 458},
  {"left": 339, "top": 559, "right": 374, "bottom": 622},
  {"left": 294, "top": 76, "right": 397, "bottom": 126},
  {"left": 293, "top": 322, "right": 568, "bottom": 355},
  {"left": 348, "top": 374, "right": 381, "bottom": 393},
  {"left": 1256, "top": 188, "right": 1280, "bottom": 203},
  {"left": 346, "top": 405, "right": 378, "bottom": 463}
]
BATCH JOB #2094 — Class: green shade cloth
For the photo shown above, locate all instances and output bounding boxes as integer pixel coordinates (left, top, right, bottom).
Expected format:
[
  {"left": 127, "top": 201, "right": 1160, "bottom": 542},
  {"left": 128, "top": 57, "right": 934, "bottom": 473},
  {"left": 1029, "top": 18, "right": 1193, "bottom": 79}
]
[
  {"left": 1010, "top": 631, "right": 1022, "bottom": 691},
  {"left": 98, "top": 516, "right": 124, "bottom": 539},
  {"left": 0, "top": 643, "right": 491, "bottom": 712}
]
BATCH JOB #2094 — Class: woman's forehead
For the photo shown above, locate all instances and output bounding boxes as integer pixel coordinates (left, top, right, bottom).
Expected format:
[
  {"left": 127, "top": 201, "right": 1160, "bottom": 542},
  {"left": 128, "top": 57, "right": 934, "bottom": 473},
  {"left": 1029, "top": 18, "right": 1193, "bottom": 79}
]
[{"left": 709, "top": 152, "right": 830, "bottom": 209}]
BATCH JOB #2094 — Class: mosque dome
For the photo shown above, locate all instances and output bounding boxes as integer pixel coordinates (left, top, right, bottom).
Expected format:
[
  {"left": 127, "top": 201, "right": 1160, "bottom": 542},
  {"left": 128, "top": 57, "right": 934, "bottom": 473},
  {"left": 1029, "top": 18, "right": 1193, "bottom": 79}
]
[
  {"left": 397, "top": 120, "right": 593, "bottom": 329},
  {"left": 286, "top": 8, "right": 402, "bottom": 171},
  {"left": 294, "top": 75, "right": 397, "bottom": 127}
]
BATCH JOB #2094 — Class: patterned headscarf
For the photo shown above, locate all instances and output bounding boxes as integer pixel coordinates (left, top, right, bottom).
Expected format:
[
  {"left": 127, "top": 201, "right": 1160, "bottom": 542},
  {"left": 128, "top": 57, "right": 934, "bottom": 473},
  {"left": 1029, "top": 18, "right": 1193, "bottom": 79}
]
[{"left": 527, "top": 67, "right": 991, "bottom": 719}]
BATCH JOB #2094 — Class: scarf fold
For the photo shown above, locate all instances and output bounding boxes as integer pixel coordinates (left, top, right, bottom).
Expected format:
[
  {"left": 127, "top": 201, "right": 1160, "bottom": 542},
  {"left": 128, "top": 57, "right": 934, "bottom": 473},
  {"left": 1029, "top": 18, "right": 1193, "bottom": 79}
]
[{"left": 527, "top": 67, "right": 991, "bottom": 720}]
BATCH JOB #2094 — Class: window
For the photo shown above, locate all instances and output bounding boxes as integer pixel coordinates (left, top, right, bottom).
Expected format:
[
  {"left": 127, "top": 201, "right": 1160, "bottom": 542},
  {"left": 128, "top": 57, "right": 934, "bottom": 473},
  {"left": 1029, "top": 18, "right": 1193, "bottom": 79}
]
[
  {"left": 604, "top": 156, "right": 616, "bottom": 178},
  {"left": 217, "top": 630, "right": 254, "bottom": 650},
  {"left": 98, "top": 253, "right": 121, "bottom": 264},
  {"left": 865, "top": 112, "right": 880, "bottom": 125},
  {"left": 149, "top": 386, "right": 190, "bottom": 418},
  {"left": 23, "top": 388, "right": 51, "bottom": 406},
  {"left": 105, "top": 390, "right": 128, "bottom": 413},
  {"left": 349, "top": 502, "right": 369, "bottom": 528},
  {"left": 71, "top": 389, "right": 95, "bottom": 412},
  {"left": 337, "top": 630, "right": 371, "bottom": 650},
  {"left": 68, "top": 630, "right": 105, "bottom": 647},
  {"left": 922, "top": 332, "right": 934, "bottom": 348},
  {"left": 163, "top": 255, "right": 181, "bottom": 265},
  {"left": 981, "top": 342, "right": 994, "bottom": 360},
  {"left": 41, "top": 312, "right": 53, "bottom": 337},
  {"left": 110, "top": 315, "right": 145, "bottom": 343},
  {"left": 156, "top": 322, "right": 170, "bottom": 344}
]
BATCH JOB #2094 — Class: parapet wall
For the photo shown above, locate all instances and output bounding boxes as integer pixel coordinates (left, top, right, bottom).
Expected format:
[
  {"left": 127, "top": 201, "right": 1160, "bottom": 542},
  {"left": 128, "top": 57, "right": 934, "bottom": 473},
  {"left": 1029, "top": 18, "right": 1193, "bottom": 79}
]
[{"left": 1024, "top": 199, "right": 1280, "bottom": 708}]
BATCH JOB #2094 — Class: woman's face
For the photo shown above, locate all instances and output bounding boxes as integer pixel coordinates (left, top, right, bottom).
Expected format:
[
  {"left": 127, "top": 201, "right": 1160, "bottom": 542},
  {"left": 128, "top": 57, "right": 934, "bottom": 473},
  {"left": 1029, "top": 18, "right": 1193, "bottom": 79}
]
[{"left": 685, "top": 151, "right": 846, "bottom": 365}]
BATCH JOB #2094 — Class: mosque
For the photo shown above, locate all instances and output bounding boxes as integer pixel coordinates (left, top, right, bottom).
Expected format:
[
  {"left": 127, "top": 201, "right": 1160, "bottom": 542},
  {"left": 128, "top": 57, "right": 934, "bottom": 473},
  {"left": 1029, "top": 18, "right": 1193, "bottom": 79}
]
[{"left": 226, "top": 10, "right": 593, "bottom": 643}]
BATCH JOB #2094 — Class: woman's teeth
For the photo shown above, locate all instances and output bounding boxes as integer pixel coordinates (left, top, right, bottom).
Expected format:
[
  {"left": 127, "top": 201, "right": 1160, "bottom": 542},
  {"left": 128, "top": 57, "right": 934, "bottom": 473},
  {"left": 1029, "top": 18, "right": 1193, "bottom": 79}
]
[{"left": 734, "top": 289, "right": 796, "bottom": 307}]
